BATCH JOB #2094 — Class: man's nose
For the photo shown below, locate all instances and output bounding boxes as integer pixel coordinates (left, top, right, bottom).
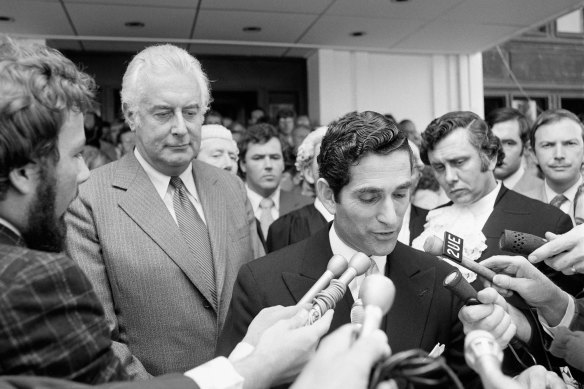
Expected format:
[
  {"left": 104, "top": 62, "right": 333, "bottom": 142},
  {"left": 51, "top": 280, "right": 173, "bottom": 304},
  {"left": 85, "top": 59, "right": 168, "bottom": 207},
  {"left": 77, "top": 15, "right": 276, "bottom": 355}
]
[
  {"left": 264, "top": 156, "right": 273, "bottom": 169},
  {"left": 377, "top": 198, "right": 398, "bottom": 225},
  {"left": 553, "top": 144, "right": 565, "bottom": 160},
  {"left": 171, "top": 113, "right": 188, "bottom": 135},
  {"left": 78, "top": 158, "right": 90, "bottom": 184},
  {"left": 444, "top": 165, "right": 458, "bottom": 184}
]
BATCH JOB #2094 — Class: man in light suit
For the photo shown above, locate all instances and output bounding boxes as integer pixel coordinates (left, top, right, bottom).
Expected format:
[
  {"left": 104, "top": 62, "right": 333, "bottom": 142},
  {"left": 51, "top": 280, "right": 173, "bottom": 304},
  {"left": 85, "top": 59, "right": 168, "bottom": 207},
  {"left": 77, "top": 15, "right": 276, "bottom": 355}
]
[
  {"left": 237, "top": 123, "right": 312, "bottom": 244},
  {"left": 219, "top": 111, "right": 479, "bottom": 387},
  {"left": 521, "top": 109, "right": 584, "bottom": 225},
  {"left": 66, "top": 44, "right": 264, "bottom": 378}
]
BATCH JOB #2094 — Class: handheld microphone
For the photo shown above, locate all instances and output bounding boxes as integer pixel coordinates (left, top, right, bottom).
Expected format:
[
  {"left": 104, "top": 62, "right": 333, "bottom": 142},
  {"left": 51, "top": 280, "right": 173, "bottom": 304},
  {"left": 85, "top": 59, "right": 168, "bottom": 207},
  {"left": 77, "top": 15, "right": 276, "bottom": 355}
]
[
  {"left": 424, "top": 232, "right": 497, "bottom": 282},
  {"left": 464, "top": 330, "right": 518, "bottom": 389},
  {"left": 307, "top": 252, "right": 371, "bottom": 324},
  {"left": 443, "top": 270, "right": 480, "bottom": 306},
  {"left": 297, "top": 254, "right": 348, "bottom": 306},
  {"left": 499, "top": 230, "right": 547, "bottom": 256},
  {"left": 359, "top": 274, "right": 396, "bottom": 337}
]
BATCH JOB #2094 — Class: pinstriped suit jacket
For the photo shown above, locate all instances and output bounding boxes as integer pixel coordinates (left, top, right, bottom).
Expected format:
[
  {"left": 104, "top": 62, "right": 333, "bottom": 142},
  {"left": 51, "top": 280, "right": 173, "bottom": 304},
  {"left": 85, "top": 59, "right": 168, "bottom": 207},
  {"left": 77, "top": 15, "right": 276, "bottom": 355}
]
[{"left": 65, "top": 153, "right": 263, "bottom": 379}]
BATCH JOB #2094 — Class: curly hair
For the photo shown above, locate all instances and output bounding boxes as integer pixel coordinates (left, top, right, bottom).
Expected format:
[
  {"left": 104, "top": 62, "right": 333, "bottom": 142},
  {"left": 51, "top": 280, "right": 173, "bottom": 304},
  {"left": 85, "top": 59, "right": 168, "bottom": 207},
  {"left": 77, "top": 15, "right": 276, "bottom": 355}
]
[
  {"left": 420, "top": 111, "right": 503, "bottom": 171},
  {"left": 485, "top": 107, "right": 531, "bottom": 146},
  {"left": 317, "top": 111, "right": 412, "bottom": 200},
  {"left": 0, "top": 38, "right": 95, "bottom": 199}
]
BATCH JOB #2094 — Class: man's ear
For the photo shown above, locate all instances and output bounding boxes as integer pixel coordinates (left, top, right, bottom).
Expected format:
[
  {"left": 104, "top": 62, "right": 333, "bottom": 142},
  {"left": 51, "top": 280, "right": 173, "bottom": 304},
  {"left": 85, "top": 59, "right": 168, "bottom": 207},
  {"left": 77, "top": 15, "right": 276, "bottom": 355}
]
[
  {"left": 239, "top": 158, "right": 247, "bottom": 174},
  {"left": 123, "top": 104, "right": 137, "bottom": 131},
  {"left": 303, "top": 164, "right": 315, "bottom": 185},
  {"left": 8, "top": 163, "right": 39, "bottom": 196},
  {"left": 316, "top": 178, "right": 336, "bottom": 215}
]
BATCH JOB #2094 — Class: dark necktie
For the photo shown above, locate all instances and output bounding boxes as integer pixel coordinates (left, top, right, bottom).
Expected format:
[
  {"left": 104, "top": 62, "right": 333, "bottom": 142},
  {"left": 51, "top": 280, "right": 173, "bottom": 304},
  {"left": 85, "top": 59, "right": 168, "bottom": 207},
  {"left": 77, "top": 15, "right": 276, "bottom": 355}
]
[
  {"left": 550, "top": 194, "right": 568, "bottom": 209},
  {"left": 170, "top": 176, "right": 216, "bottom": 305}
]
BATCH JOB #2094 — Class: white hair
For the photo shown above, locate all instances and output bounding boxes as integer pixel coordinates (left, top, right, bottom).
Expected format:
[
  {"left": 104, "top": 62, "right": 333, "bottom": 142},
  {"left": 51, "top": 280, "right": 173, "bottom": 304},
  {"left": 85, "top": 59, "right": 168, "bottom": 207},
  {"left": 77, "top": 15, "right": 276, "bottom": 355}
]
[{"left": 121, "top": 44, "right": 210, "bottom": 125}]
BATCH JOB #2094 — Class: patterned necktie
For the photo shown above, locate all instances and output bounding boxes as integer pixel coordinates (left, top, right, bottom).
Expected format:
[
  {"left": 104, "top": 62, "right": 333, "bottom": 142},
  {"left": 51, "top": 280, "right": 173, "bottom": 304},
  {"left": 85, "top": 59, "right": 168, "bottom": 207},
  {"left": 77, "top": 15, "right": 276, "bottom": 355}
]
[
  {"left": 365, "top": 257, "right": 380, "bottom": 276},
  {"left": 170, "top": 176, "right": 216, "bottom": 305},
  {"left": 550, "top": 194, "right": 568, "bottom": 209},
  {"left": 259, "top": 197, "right": 275, "bottom": 239}
]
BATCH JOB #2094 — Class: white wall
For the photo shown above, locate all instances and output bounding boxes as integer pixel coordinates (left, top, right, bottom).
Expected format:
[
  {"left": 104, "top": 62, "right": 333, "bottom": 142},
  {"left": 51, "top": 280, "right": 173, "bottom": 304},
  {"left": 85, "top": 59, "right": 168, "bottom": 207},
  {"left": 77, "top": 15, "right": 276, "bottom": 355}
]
[{"left": 307, "top": 49, "right": 484, "bottom": 132}]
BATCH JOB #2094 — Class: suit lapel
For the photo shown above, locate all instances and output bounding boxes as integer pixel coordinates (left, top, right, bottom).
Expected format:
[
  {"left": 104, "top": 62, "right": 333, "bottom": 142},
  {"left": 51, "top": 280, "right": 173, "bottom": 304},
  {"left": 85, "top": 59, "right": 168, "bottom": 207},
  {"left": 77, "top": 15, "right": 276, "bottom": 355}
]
[
  {"left": 385, "top": 243, "right": 436, "bottom": 352},
  {"left": 115, "top": 154, "right": 217, "bottom": 310},
  {"left": 282, "top": 225, "right": 354, "bottom": 331},
  {"left": 0, "top": 224, "right": 24, "bottom": 247},
  {"left": 307, "top": 205, "right": 328, "bottom": 236}
]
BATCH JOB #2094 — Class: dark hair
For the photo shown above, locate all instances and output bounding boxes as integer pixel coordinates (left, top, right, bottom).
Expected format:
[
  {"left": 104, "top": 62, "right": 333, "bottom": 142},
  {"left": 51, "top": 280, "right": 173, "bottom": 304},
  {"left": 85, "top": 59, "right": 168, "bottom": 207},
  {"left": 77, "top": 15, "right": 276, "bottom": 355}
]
[
  {"left": 317, "top": 111, "right": 412, "bottom": 199},
  {"left": 530, "top": 109, "right": 584, "bottom": 150},
  {"left": 485, "top": 107, "right": 530, "bottom": 146},
  {"left": 0, "top": 38, "right": 95, "bottom": 199},
  {"left": 237, "top": 123, "right": 289, "bottom": 177},
  {"left": 276, "top": 109, "right": 296, "bottom": 120},
  {"left": 421, "top": 111, "right": 503, "bottom": 171}
]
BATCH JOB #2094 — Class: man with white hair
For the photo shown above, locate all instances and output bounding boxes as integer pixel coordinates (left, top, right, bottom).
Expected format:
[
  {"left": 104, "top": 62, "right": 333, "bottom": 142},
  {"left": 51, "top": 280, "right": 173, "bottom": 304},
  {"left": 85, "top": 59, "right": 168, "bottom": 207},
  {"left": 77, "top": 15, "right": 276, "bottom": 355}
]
[
  {"left": 66, "top": 44, "right": 264, "bottom": 378},
  {"left": 196, "top": 124, "right": 238, "bottom": 174}
]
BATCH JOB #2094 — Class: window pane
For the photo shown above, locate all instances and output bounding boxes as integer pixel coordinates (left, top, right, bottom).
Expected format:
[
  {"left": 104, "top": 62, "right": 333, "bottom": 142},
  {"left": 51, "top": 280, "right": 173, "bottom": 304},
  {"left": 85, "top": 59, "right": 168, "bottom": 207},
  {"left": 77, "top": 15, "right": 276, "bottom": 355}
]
[{"left": 557, "top": 9, "right": 584, "bottom": 34}]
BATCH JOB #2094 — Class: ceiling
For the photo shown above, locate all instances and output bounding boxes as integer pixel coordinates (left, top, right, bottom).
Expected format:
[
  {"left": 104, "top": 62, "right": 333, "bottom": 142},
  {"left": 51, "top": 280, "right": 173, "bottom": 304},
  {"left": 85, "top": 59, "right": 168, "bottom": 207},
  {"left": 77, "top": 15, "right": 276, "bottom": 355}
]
[{"left": 1, "top": 0, "right": 583, "bottom": 57}]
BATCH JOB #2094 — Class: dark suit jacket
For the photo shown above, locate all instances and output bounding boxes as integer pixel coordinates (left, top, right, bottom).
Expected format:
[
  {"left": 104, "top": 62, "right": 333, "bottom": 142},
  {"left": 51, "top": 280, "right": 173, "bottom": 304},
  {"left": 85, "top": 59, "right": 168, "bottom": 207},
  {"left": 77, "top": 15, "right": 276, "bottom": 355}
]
[
  {"left": 0, "top": 375, "right": 193, "bottom": 389},
  {"left": 409, "top": 204, "right": 429, "bottom": 245},
  {"left": 218, "top": 225, "right": 477, "bottom": 387},
  {"left": 0, "top": 225, "right": 127, "bottom": 384},
  {"left": 477, "top": 185, "right": 579, "bottom": 295},
  {"left": 279, "top": 190, "right": 313, "bottom": 216},
  {"left": 266, "top": 203, "right": 327, "bottom": 252}
]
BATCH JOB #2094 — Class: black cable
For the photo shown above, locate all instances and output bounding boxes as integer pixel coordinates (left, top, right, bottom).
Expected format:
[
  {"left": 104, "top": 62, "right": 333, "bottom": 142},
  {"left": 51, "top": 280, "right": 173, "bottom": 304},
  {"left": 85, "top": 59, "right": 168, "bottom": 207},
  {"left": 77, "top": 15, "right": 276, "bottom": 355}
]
[{"left": 368, "top": 349, "right": 464, "bottom": 389}]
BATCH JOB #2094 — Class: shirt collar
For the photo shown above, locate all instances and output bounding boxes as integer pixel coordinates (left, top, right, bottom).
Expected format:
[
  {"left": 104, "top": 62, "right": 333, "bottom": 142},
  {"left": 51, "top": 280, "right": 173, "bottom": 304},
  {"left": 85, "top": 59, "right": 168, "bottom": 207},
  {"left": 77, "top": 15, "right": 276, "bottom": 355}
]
[
  {"left": 0, "top": 217, "right": 21, "bottom": 237},
  {"left": 134, "top": 148, "right": 198, "bottom": 201},
  {"left": 329, "top": 222, "right": 385, "bottom": 273},
  {"left": 314, "top": 197, "right": 334, "bottom": 222},
  {"left": 544, "top": 175, "right": 583, "bottom": 204},
  {"left": 503, "top": 165, "right": 525, "bottom": 189},
  {"left": 245, "top": 185, "right": 280, "bottom": 212}
]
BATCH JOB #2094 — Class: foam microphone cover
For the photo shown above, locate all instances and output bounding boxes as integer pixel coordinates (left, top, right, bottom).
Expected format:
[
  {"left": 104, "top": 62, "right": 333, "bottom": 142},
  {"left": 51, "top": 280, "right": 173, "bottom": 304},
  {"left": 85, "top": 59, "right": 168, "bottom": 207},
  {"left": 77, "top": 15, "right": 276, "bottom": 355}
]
[{"left": 499, "top": 230, "right": 547, "bottom": 256}]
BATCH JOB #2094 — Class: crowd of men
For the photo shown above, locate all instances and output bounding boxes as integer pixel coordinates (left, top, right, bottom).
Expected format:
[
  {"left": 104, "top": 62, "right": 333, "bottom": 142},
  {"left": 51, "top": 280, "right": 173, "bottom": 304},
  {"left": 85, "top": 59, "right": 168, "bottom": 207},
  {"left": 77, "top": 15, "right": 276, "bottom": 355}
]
[{"left": 2, "top": 36, "right": 584, "bottom": 389}]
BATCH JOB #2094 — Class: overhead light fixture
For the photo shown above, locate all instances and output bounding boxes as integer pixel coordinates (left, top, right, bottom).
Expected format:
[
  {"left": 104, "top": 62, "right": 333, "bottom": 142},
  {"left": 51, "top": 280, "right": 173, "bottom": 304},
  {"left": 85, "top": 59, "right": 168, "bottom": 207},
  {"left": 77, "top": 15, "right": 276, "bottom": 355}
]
[
  {"left": 391, "top": 0, "right": 410, "bottom": 2},
  {"left": 124, "top": 21, "right": 145, "bottom": 28},
  {"left": 0, "top": 16, "right": 15, "bottom": 23},
  {"left": 243, "top": 26, "right": 262, "bottom": 32},
  {"left": 350, "top": 31, "right": 366, "bottom": 37}
]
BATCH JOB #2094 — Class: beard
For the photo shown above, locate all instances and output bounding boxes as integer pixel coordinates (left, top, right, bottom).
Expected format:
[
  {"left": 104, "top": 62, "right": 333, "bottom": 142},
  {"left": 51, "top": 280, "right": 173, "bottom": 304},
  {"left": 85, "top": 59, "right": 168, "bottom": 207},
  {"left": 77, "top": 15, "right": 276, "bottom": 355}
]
[{"left": 21, "top": 165, "right": 66, "bottom": 253}]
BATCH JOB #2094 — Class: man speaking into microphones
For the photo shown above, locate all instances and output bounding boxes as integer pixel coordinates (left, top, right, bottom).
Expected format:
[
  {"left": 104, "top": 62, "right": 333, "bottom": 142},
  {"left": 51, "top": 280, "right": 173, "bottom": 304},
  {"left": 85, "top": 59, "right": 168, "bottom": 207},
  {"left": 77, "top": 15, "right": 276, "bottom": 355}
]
[{"left": 218, "top": 111, "right": 479, "bottom": 387}]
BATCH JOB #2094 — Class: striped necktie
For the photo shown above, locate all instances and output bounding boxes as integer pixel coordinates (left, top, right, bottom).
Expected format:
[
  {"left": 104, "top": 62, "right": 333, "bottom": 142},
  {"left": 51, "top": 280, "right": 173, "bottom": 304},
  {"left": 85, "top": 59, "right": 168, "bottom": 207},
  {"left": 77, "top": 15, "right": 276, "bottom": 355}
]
[
  {"left": 550, "top": 194, "right": 568, "bottom": 209},
  {"left": 170, "top": 176, "right": 216, "bottom": 305}
]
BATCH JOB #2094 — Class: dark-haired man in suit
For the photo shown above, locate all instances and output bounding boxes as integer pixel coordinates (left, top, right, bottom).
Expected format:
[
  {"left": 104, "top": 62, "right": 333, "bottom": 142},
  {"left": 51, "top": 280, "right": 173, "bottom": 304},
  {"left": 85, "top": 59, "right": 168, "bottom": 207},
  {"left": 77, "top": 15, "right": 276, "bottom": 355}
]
[{"left": 219, "top": 110, "right": 478, "bottom": 387}]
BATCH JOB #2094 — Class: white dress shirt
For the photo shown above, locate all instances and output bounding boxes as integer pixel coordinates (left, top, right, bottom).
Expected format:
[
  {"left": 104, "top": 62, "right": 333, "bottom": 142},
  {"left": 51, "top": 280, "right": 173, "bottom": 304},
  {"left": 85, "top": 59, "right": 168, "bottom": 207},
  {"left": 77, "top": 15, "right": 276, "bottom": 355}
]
[
  {"left": 329, "top": 223, "right": 386, "bottom": 301},
  {"left": 246, "top": 185, "right": 280, "bottom": 221},
  {"left": 544, "top": 175, "right": 582, "bottom": 225},
  {"left": 397, "top": 204, "right": 412, "bottom": 246},
  {"left": 134, "top": 148, "right": 206, "bottom": 225}
]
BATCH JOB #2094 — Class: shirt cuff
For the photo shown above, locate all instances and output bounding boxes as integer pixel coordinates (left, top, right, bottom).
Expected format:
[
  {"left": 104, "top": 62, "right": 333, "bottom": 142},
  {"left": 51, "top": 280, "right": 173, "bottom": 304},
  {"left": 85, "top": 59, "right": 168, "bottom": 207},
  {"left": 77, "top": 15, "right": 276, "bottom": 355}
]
[
  {"left": 184, "top": 356, "right": 244, "bottom": 389},
  {"left": 228, "top": 341, "right": 255, "bottom": 363},
  {"left": 538, "top": 293, "right": 575, "bottom": 337}
]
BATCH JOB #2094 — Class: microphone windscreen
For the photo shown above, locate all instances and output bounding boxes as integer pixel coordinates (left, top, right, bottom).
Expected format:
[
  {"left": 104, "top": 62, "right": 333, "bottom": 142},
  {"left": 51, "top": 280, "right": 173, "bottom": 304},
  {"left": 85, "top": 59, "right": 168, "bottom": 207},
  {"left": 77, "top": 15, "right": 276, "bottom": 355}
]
[
  {"left": 360, "top": 274, "right": 396, "bottom": 315},
  {"left": 443, "top": 270, "right": 479, "bottom": 305},
  {"left": 464, "top": 330, "right": 503, "bottom": 373},
  {"left": 327, "top": 254, "right": 349, "bottom": 277},
  {"left": 423, "top": 235, "right": 443, "bottom": 256},
  {"left": 349, "top": 252, "right": 373, "bottom": 276},
  {"left": 499, "top": 230, "right": 547, "bottom": 256},
  {"left": 350, "top": 299, "right": 365, "bottom": 325}
]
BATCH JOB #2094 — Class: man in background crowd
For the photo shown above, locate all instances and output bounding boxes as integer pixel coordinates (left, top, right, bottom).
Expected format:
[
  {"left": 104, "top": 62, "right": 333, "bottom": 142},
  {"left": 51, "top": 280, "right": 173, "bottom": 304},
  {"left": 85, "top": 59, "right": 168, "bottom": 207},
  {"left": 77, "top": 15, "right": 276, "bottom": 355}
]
[
  {"left": 485, "top": 108, "right": 531, "bottom": 190},
  {"left": 238, "top": 123, "right": 311, "bottom": 243},
  {"left": 196, "top": 124, "right": 239, "bottom": 174},
  {"left": 522, "top": 109, "right": 584, "bottom": 225}
]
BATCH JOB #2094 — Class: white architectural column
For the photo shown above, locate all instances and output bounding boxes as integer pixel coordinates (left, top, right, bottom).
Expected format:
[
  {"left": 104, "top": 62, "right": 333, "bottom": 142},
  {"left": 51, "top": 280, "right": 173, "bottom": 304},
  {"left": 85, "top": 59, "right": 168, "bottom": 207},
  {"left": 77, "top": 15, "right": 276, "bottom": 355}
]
[{"left": 307, "top": 49, "right": 484, "bottom": 129}]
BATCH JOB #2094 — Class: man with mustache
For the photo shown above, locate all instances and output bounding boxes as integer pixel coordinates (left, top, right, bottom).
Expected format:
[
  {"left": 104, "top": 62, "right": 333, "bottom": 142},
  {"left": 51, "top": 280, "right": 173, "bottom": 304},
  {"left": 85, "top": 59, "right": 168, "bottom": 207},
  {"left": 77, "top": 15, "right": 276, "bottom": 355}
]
[{"left": 522, "top": 109, "right": 584, "bottom": 226}]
